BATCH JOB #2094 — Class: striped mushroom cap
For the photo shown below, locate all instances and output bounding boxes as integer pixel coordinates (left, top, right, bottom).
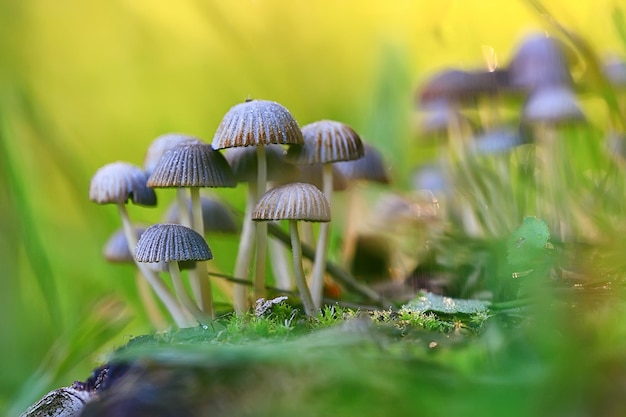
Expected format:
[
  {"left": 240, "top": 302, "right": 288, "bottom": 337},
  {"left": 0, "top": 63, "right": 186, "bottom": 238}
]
[
  {"left": 252, "top": 182, "right": 330, "bottom": 222},
  {"left": 147, "top": 141, "right": 236, "bottom": 188},
  {"left": 212, "top": 99, "right": 303, "bottom": 149},
  {"left": 143, "top": 133, "right": 199, "bottom": 176},
  {"left": 334, "top": 143, "right": 390, "bottom": 184},
  {"left": 163, "top": 196, "right": 238, "bottom": 234},
  {"left": 135, "top": 224, "right": 213, "bottom": 263},
  {"left": 286, "top": 120, "right": 364, "bottom": 165},
  {"left": 225, "top": 144, "right": 298, "bottom": 183},
  {"left": 89, "top": 161, "right": 157, "bottom": 206}
]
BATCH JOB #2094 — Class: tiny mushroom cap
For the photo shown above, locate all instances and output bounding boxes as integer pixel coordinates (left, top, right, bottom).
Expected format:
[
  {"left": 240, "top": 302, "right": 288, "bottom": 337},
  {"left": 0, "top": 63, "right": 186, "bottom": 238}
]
[
  {"left": 508, "top": 33, "right": 573, "bottom": 91},
  {"left": 212, "top": 99, "right": 303, "bottom": 149},
  {"left": 334, "top": 143, "right": 390, "bottom": 184},
  {"left": 287, "top": 120, "right": 364, "bottom": 164},
  {"left": 522, "top": 85, "right": 585, "bottom": 124},
  {"left": 103, "top": 227, "right": 147, "bottom": 263},
  {"left": 89, "top": 161, "right": 157, "bottom": 206},
  {"left": 252, "top": 182, "right": 331, "bottom": 223},
  {"left": 225, "top": 144, "right": 298, "bottom": 184},
  {"left": 417, "top": 68, "right": 507, "bottom": 107},
  {"left": 135, "top": 224, "right": 213, "bottom": 264},
  {"left": 147, "top": 141, "right": 236, "bottom": 189},
  {"left": 471, "top": 128, "right": 526, "bottom": 155},
  {"left": 143, "top": 133, "right": 199, "bottom": 176},
  {"left": 163, "top": 196, "right": 238, "bottom": 234}
]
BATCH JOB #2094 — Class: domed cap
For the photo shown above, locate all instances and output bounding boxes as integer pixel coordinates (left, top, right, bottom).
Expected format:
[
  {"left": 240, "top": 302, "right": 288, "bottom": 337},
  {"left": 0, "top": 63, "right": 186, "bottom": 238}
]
[
  {"left": 103, "top": 227, "right": 146, "bottom": 263},
  {"left": 334, "top": 143, "right": 390, "bottom": 184},
  {"left": 147, "top": 141, "right": 236, "bottom": 188},
  {"left": 286, "top": 120, "right": 364, "bottom": 164},
  {"left": 225, "top": 144, "right": 298, "bottom": 183},
  {"left": 508, "top": 33, "right": 573, "bottom": 91},
  {"left": 252, "top": 182, "right": 331, "bottom": 222},
  {"left": 143, "top": 133, "right": 199, "bottom": 176},
  {"left": 90, "top": 161, "right": 157, "bottom": 206},
  {"left": 212, "top": 99, "right": 303, "bottom": 149},
  {"left": 135, "top": 223, "right": 213, "bottom": 263},
  {"left": 417, "top": 68, "right": 507, "bottom": 107},
  {"left": 522, "top": 86, "right": 585, "bottom": 123},
  {"left": 163, "top": 196, "right": 238, "bottom": 234}
]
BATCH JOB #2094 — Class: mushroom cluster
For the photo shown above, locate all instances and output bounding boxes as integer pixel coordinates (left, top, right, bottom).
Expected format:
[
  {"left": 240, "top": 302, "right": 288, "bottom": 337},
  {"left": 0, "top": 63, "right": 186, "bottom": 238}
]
[{"left": 90, "top": 99, "right": 390, "bottom": 326}]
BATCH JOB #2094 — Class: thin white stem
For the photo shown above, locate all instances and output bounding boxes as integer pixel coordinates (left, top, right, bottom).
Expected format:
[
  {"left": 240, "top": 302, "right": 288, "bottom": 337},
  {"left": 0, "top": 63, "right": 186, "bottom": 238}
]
[
  {"left": 232, "top": 184, "right": 257, "bottom": 313},
  {"left": 117, "top": 203, "right": 191, "bottom": 327},
  {"left": 135, "top": 270, "right": 167, "bottom": 330},
  {"left": 176, "top": 188, "right": 192, "bottom": 228},
  {"left": 311, "top": 163, "right": 333, "bottom": 309},
  {"left": 190, "top": 188, "right": 214, "bottom": 317},
  {"left": 340, "top": 185, "right": 359, "bottom": 268},
  {"left": 269, "top": 233, "right": 293, "bottom": 290},
  {"left": 168, "top": 261, "right": 211, "bottom": 325},
  {"left": 290, "top": 220, "right": 316, "bottom": 316},
  {"left": 254, "top": 145, "right": 268, "bottom": 300}
]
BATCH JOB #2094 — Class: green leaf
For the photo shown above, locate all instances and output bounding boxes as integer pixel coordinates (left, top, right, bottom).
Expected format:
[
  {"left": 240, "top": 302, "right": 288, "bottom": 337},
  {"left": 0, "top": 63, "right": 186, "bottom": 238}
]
[
  {"left": 507, "top": 216, "right": 550, "bottom": 269},
  {"left": 403, "top": 292, "right": 491, "bottom": 314}
]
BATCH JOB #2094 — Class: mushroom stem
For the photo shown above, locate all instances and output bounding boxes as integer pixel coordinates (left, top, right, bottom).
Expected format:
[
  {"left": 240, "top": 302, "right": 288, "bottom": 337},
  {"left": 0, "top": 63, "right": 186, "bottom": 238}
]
[
  {"left": 254, "top": 145, "right": 268, "bottom": 300},
  {"left": 117, "top": 204, "right": 192, "bottom": 327},
  {"left": 232, "top": 184, "right": 257, "bottom": 313},
  {"left": 135, "top": 270, "right": 167, "bottom": 330},
  {"left": 269, "top": 233, "right": 293, "bottom": 290},
  {"left": 168, "top": 261, "right": 211, "bottom": 325},
  {"left": 310, "top": 163, "right": 333, "bottom": 309},
  {"left": 176, "top": 188, "right": 192, "bottom": 228},
  {"left": 289, "top": 219, "right": 317, "bottom": 317},
  {"left": 190, "top": 188, "right": 214, "bottom": 317}
]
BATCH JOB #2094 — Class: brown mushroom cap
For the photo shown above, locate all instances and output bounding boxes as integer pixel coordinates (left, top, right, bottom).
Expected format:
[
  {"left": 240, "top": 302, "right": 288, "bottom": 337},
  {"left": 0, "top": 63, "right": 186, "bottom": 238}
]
[
  {"left": 252, "top": 182, "right": 330, "bottom": 222},
  {"left": 334, "top": 143, "right": 390, "bottom": 184},
  {"left": 287, "top": 120, "right": 364, "bottom": 164},
  {"left": 135, "top": 223, "right": 213, "bottom": 263},
  {"left": 89, "top": 161, "right": 157, "bottom": 206},
  {"left": 147, "top": 141, "right": 236, "bottom": 188},
  {"left": 143, "top": 133, "right": 199, "bottom": 176},
  {"left": 212, "top": 99, "right": 303, "bottom": 149}
]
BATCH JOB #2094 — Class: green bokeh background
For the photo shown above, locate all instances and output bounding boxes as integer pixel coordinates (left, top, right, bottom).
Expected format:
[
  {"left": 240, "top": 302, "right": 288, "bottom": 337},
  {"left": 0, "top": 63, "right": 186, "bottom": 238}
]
[{"left": 0, "top": 1, "right": 623, "bottom": 414}]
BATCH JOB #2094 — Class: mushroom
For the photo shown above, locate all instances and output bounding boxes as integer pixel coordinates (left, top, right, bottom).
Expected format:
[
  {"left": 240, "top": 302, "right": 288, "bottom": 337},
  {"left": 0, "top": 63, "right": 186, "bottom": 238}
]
[
  {"left": 212, "top": 99, "right": 303, "bottom": 312},
  {"left": 252, "top": 182, "right": 331, "bottom": 316},
  {"left": 225, "top": 144, "right": 299, "bottom": 292},
  {"left": 148, "top": 140, "right": 236, "bottom": 316},
  {"left": 135, "top": 224, "right": 213, "bottom": 325},
  {"left": 522, "top": 85, "right": 586, "bottom": 239},
  {"left": 286, "top": 120, "right": 364, "bottom": 308},
  {"left": 89, "top": 161, "right": 189, "bottom": 327},
  {"left": 103, "top": 226, "right": 167, "bottom": 329},
  {"left": 334, "top": 143, "right": 390, "bottom": 267}
]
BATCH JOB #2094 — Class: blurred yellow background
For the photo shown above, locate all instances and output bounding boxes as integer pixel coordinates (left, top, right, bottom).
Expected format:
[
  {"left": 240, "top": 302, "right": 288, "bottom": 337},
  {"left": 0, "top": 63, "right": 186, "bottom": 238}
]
[{"left": 0, "top": 0, "right": 623, "bottom": 414}]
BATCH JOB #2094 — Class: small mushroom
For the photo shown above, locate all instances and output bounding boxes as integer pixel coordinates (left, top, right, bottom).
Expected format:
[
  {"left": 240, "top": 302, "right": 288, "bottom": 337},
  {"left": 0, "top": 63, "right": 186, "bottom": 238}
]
[
  {"left": 213, "top": 99, "right": 303, "bottom": 312},
  {"left": 89, "top": 162, "right": 189, "bottom": 327},
  {"left": 286, "top": 120, "right": 364, "bottom": 309},
  {"left": 148, "top": 140, "right": 236, "bottom": 316},
  {"left": 135, "top": 224, "right": 214, "bottom": 325},
  {"left": 252, "top": 182, "right": 330, "bottom": 316}
]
